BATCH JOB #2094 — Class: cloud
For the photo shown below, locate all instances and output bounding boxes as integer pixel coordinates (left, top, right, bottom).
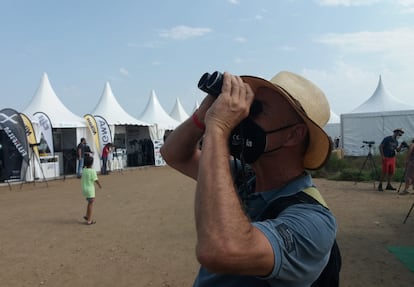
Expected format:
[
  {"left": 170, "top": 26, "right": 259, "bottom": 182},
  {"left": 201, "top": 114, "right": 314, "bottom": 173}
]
[
  {"left": 159, "top": 25, "right": 211, "bottom": 40},
  {"left": 119, "top": 68, "right": 130, "bottom": 77},
  {"left": 396, "top": 0, "right": 414, "bottom": 13},
  {"left": 234, "top": 37, "right": 247, "bottom": 43},
  {"left": 302, "top": 61, "right": 379, "bottom": 113},
  {"left": 315, "top": 27, "right": 414, "bottom": 55},
  {"left": 228, "top": 0, "right": 239, "bottom": 4},
  {"left": 316, "top": 0, "right": 380, "bottom": 6}
]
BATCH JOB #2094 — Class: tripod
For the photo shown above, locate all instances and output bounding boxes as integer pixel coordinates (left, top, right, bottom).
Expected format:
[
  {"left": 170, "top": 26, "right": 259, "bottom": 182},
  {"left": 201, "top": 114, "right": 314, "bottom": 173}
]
[
  {"left": 403, "top": 202, "right": 414, "bottom": 224},
  {"left": 20, "top": 145, "right": 48, "bottom": 188},
  {"left": 356, "top": 143, "right": 379, "bottom": 187}
]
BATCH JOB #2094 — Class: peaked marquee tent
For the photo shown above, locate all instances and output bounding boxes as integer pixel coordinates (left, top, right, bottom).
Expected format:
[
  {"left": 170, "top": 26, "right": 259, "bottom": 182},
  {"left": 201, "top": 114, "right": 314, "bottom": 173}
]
[
  {"left": 169, "top": 98, "right": 189, "bottom": 123},
  {"left": 23, "top": 73, "right": 85, "bottom": 128},
  {"left": 91, "top": 82, "right": 152, "bottom": 167},
  {"left": 138, "top": 90, "right": 180, "bottom": 138},
  {"left": 22, "top": 73, "right": 97, "bottom": 176},
  {"left": 138, "top": 90, "right": 180, "bottom": 166},
  {"left": 341, "top": 75, "right": 414, "bottom": 156},
  {"left": 324, "top": 110, "right": 341, "bottom": 143},
  {"left": 92, "top": 82, "right": 150, "bottom": 126}
]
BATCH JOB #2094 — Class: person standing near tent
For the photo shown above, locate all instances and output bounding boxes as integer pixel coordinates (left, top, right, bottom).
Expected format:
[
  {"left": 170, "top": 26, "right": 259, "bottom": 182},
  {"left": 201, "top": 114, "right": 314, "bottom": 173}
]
[
  {"left": 101, "top": 143, "right": 112, "bottom": 175},
  {"left": 378, "top": 128, "right": 405, "bottom": 191},
  {"left": 77, "top": 138, "right": 93, "bottom": 178},
  {"left": 160, "top": 71, "right": 339, "bottom": 286}
]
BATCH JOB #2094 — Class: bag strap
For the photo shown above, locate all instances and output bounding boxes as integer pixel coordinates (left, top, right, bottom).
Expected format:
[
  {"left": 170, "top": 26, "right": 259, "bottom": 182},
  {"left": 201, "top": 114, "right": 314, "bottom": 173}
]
[{"left": 259, "top": 187, "right": 328, "bottom": 221}]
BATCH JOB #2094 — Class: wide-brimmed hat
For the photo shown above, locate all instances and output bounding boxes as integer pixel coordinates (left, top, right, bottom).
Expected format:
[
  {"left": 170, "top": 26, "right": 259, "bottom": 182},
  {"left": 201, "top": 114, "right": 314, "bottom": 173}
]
[
  {"left": 393, "top": 128, "right": 404, "bottom": 134},
  {"left": 241, "top": 71, "right": 331, "bottom": 170}
]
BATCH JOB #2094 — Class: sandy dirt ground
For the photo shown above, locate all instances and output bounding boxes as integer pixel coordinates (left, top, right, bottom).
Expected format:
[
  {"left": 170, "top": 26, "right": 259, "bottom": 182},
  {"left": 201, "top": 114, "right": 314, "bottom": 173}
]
[{"left": 1, "top": 166, "right": 414, "bottom": 287}]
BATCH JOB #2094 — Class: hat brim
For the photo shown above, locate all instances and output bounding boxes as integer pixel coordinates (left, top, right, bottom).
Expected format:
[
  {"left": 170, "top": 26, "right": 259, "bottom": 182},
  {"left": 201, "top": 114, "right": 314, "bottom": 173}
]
[{"left": 241, "top": 75, "right": 331, "bottom": 170}]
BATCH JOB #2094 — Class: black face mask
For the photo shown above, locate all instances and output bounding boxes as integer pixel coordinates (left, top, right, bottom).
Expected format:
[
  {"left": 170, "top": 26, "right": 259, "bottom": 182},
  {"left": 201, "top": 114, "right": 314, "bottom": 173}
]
[{"left": 229, "top": 118, "right": 298, "bottom": 164}]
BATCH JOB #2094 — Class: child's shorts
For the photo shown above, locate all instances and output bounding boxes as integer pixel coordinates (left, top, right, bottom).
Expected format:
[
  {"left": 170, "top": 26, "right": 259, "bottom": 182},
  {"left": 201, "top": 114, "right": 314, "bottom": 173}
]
[{"left": 86, "top": 197, "right": 95, "bottom": 203}]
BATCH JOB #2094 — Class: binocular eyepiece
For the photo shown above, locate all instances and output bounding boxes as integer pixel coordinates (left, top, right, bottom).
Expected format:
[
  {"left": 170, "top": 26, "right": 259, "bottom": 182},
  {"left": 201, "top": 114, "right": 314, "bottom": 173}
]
[
  {"left": 198, "top": 71, "right": 224, "bottom": 97},
  {"left": 198, "top": 71, "right": 263, "bottom": 116}
]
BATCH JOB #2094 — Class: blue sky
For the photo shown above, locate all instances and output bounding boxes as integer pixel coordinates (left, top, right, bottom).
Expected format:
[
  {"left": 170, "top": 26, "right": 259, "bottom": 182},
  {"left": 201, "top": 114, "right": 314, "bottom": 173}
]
[{"left": 1, "top": 0, "right": 414, "bottom": 118}]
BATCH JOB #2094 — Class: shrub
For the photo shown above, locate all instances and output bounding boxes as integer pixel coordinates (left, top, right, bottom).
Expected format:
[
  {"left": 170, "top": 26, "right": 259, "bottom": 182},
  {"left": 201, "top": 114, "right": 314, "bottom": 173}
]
[{"left": 311, "top": 151, "right": 406, "bottom": 183}]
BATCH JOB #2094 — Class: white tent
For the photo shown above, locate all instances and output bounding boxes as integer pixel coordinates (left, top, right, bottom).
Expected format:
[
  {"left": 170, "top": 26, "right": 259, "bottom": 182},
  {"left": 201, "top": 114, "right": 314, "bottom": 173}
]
[
  {"left": 192, "top": 100, "right": 200, "bottom": 112},
  {"left": 91, "top": 82, "right": 152, "bottom": 168},
  {"left": 92, "top": 82, "right": 150, "bottom": 126},
  {"left": 341, "top": 75, "right": 414, "bottom": 156},
  {"left": 23, "top": 73, "right": 85, "bottom": 128},
  {"left": 22, "top": 73, "right": 97, "bottom": 176},
  {"left": 324, "top": 110, "right": 341, "bottom": 143},
  {"left": 169, "top": 98, "right": 189, "bottom": 123},
  {"left": 138, "top": 90, "right": 180, "bottom": 137},
  {"left": 138, "top": 90, "right": 180, "bottom": 166}
]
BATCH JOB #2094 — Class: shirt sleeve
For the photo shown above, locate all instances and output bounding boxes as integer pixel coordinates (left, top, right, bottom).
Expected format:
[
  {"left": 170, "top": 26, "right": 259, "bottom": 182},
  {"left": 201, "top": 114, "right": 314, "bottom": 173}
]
[{"left": 252, "top": 203, "right": 337, "bottom": 285}]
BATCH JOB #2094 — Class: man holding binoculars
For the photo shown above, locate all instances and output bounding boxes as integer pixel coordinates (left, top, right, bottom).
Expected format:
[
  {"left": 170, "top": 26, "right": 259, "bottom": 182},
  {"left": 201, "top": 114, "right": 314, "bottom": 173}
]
[{"left": 161, "top": 71, "right": 339, "bottom": 286}]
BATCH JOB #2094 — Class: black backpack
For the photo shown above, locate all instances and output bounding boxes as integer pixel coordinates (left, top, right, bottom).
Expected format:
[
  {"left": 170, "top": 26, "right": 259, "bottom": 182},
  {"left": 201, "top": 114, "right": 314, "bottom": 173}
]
[{"left": 259, "top": 191, "right": 341, "bottom": 287}]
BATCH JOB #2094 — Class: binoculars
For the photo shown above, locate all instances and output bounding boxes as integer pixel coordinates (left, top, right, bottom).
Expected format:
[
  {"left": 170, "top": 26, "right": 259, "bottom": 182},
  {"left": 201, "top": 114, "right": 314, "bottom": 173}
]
[
  {"left": 197, "top": 71, "right": 263, "bottom": 116},
  {"left": 198, "top": 71, "right": 224, "bottom": 97}
]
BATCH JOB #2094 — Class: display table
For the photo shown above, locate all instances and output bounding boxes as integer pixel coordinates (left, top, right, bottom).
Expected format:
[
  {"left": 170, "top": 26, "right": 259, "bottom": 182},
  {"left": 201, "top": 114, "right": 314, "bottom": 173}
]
[{"left": 39, "top": 155, "right": 60, "bottom": 178}]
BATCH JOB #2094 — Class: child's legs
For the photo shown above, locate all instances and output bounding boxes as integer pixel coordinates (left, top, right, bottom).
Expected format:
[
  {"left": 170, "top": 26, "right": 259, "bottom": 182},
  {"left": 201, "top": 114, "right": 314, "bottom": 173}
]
[{"left": 86, "top": 198, "right": 95, "bottom": 220}]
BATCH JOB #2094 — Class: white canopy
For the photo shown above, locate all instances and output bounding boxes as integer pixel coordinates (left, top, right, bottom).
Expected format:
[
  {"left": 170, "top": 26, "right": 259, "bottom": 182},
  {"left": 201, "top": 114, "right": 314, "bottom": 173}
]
[
  {"left": 192, "top": 101, "right": 200, "bottom": 112},
  {"left": 351, "top": 76, "right": 410, "bottom": 113},
  {"left": 341, "top": 75, "right": 414, "bottom": 156},
  {"left": 138, "top": 90, "right": 180, "bottom": 131},
  {"left": 91, "top": 82, "right": 150, "bottom": 126},
  {"left": 169, "top": 98, "right": 189, "bottom": 123},
  {"left": 324, "top": 110, "right": 341, "bottom": 142},
  {"left": 23, "top": 73, "right": 85, "bottom": 127}
]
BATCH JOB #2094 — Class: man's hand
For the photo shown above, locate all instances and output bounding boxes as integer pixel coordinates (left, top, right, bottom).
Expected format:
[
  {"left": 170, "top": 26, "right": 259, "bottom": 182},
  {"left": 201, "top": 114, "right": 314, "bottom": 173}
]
[{"left": 204, "top": 72, "right": 255, "bottom": 136}]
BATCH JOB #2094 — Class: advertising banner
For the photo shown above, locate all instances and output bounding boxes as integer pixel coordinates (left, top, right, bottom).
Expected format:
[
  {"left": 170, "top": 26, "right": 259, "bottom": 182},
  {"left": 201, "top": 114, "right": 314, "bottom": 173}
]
[
  {"left": 20, "top": 113, "right": 39, "bottom": 158},
  {"left": 33, "top": 112, "right": 54, "bottom": 156},
  {"left": 94, "top": 115, "right": 112, "bottom": 151},
  {"left": 84, "top": 114, "right": 101, "bottom": 156},
  {"left": 0, "top": 108, "right": 29, "bottom": 180}
]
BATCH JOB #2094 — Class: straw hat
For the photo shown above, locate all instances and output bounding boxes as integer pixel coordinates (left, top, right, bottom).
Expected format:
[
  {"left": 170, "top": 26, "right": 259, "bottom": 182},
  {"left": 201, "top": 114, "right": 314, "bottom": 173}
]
[
  {"left": 241, "top": 71, "right": 331, "bottom": 170},
  {"left": 393, "top": 128, "right": 404, "bottom": 135}
]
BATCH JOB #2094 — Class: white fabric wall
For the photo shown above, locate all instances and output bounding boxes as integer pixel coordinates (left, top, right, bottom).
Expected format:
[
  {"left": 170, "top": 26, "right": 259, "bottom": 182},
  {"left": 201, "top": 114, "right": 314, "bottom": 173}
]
[
  {"left": 324, "top": 123, "right": 341, "bottom": 140},
  {"left": 341, "top": 110, "right": 414, "bottom": 156}
]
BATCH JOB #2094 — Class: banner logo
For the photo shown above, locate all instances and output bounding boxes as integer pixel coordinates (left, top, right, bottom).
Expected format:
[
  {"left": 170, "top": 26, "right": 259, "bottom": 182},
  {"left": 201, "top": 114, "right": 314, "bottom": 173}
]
[{"left": 33, "top": 112, "right": 54, "bottom": 156}]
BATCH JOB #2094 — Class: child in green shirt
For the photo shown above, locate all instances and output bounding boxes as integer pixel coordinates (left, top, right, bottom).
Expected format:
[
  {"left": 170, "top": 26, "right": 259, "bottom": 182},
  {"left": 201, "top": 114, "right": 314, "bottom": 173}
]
[{"left": 81, "top": 156, "right": 102, "bottom": 225}]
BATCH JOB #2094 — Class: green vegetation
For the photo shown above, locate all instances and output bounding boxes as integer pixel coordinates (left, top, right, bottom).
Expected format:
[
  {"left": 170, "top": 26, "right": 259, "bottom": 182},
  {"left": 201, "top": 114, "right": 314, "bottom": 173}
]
[{"left": 311, "top": 152, "right": 407, "bottom": 182}]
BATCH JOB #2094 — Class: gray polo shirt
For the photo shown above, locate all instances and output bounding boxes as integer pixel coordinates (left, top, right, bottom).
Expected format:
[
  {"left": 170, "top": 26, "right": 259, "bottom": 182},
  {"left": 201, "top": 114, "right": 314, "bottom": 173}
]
[{"left": 193, "top": 173, "right": 337, "bottom": 287}]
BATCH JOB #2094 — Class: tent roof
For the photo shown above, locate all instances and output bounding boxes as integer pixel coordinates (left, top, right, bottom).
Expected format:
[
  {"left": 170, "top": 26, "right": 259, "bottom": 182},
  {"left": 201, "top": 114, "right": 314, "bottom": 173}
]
[
  {"left": 328, "top": 110, "right": 340, "bottom": 124},
  {"left": 192, "top": 101, "right": 200, "bottom": 112},
  {"left": 169, "top": 98, "right": 189, "bottom": 123},
  {"left": 91, "top": 82, "right": 150, "bottom": 126},
  {"left": 138, "top": 90, "right": 180, "bottom": 130},
  {"left": 23, "top": 73, "right": 85, "bottom": 128},
  {"left": 350, "top": 75, "right": 414, "bottom": 113}
]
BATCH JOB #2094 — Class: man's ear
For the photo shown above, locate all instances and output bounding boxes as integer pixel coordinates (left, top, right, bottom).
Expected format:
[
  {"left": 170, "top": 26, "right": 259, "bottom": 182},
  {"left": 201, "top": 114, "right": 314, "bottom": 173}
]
[{"left": 285, "top": 123, "right": 308, "bottom": 146}]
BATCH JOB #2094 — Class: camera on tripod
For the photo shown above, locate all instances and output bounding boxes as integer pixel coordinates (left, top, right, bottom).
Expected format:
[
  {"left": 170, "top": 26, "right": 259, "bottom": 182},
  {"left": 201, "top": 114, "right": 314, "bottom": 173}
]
[{"left": 361, "top": 140, "right": 375, "bottom": 150}]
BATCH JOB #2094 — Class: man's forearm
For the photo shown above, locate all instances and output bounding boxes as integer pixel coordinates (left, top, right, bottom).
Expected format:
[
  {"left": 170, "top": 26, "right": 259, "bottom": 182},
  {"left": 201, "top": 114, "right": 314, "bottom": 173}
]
[
  {"left": 195, "top": 128, "right": 252, "bottom": 256},
  {"left": 160, "top": 116, "right": 204, "bottom": 179}
]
